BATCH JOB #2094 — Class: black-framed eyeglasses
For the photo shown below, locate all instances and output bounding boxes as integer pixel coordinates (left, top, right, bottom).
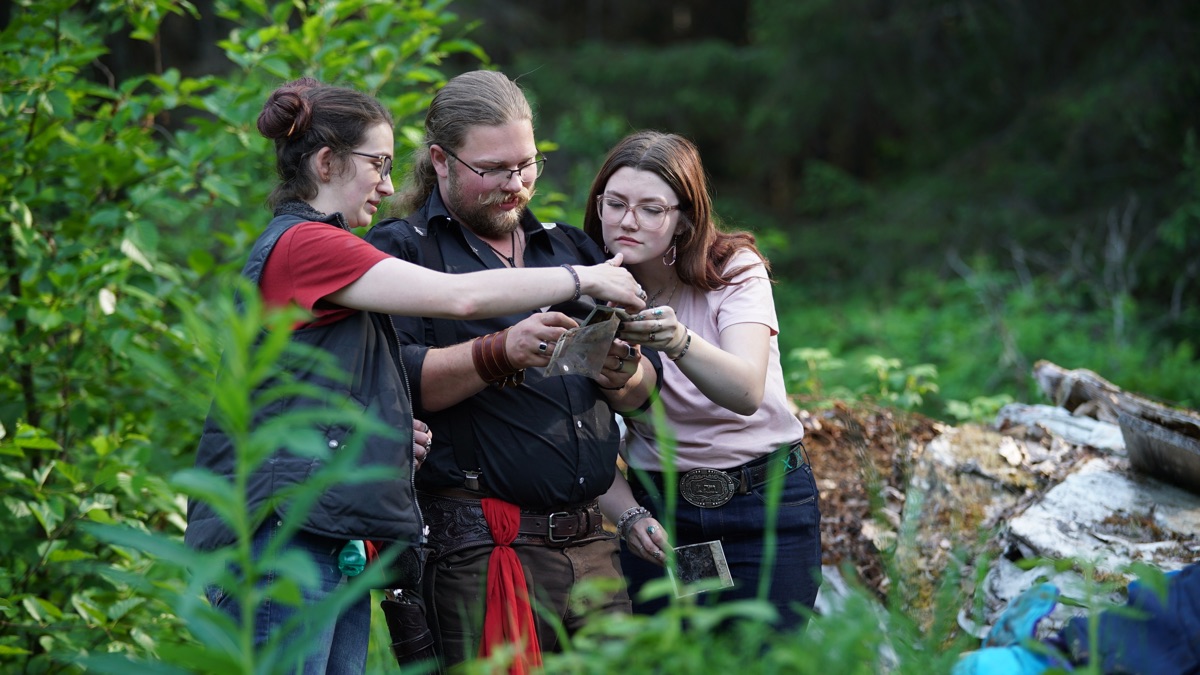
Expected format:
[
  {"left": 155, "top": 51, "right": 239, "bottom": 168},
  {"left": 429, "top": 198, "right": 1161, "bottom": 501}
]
[
  {"left": 442, "top": 147, "right": 545, "bottom": 185},
  {"left": 595, "top": 194, "right": 680, "bottom": 230},
  {"left": 350, "top": 151, "right": 393, "bottom": 179}
]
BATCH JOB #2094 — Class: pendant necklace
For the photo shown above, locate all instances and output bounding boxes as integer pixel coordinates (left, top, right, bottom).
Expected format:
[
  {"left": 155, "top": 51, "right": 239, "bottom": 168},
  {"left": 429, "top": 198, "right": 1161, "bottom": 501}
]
[
  {"left": 482, "top": 229, "right": 518, "bottom": 267},
  {"left": 646, "top": 278, "right": 679, "bottom": 308}
]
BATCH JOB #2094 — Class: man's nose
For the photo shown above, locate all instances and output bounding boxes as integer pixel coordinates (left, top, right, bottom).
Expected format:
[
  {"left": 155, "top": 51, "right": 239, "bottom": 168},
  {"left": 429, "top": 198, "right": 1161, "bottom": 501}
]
[{"left": 499, "top": 171, "right": 524, "bottom": 191}]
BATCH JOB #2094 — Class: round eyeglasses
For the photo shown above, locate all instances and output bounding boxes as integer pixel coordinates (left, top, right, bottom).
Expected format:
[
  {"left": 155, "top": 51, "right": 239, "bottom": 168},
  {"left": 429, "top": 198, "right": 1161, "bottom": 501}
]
[
  {"left": 442, "top": 147, "right": 545, "bottom": 186},
  {"left": 351, "top": 151, "right": 393, "bottom": 179},
  {"left": 595, "top": 195, "right": 680, "bottom": 230}
]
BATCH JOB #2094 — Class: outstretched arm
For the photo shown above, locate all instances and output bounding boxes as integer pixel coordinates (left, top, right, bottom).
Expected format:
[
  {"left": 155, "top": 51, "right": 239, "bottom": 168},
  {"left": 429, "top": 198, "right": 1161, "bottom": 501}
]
[{"left": 327, "top": 253, "right": 646, "bottom": 319}]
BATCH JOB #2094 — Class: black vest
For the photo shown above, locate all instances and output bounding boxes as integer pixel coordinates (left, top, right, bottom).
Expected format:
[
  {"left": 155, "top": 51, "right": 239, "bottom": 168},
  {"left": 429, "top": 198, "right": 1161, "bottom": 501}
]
[{"left": 185, "top": 212, "right": 423, "bottom": 551}]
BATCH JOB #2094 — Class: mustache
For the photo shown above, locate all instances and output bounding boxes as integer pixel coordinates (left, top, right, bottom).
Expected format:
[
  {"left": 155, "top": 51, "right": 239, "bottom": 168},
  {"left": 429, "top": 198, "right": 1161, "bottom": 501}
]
[{"left": 477, "top": 185, "right": 536, "bottom": 207}]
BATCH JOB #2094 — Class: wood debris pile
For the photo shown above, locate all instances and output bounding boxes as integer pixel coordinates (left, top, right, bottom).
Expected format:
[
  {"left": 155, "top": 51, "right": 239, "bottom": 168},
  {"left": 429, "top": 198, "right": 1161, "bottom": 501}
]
[
  {"left": 797, "top": 401, "right": 936, "bottom": 600},
  {"left": 799, "top": 360, "right": 1200, "bottom": 633}
]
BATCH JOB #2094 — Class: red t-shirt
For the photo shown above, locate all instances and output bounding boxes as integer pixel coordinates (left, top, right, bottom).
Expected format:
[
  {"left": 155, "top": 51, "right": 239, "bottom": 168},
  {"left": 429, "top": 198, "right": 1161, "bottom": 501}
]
[{"left": 259, "top": 221, "right": 391, "bottom": 327}]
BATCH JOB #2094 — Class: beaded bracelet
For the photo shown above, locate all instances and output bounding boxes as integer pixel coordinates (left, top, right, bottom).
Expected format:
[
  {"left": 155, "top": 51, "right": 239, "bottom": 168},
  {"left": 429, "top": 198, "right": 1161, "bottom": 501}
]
[
  {"left": 615, "top": 505, "right": 652, "bottom": 540},
  {"left": 667, "top": 330, "right": 692, "bottom": 362},
  {"left": 621, "top": 511, "right": 652, "bottom": 540},
  {"left": 560, "top": 264, "right": 581, "bottom": 301}
]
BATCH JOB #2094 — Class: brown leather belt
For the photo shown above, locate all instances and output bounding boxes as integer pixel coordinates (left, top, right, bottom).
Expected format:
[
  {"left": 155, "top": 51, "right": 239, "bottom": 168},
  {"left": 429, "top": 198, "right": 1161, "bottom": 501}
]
[
  {"left": 517, "top": 507, "right": 599, "bottom": 541},
  {"left": 418, "top": 489, "right": 608, "bottom": 558},
  {"left": 633, "top": 441, "right": 806, "bottom": 508}
]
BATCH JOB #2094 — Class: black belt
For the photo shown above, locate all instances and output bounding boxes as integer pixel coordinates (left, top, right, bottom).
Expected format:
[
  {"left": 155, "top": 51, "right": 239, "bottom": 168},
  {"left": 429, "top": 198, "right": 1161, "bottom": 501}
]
[
  {"left": 633, "top": 441, "right": 806, "bottom": 508},
  {"left": 418, "top": 490, "right": 608, "bottom": 557}
]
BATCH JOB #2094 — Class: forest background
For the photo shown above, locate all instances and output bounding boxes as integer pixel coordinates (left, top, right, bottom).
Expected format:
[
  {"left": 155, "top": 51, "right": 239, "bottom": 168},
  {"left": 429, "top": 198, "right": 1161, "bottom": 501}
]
[{"left": 2, "top": 0, "right": 1198, "bottom": 672}]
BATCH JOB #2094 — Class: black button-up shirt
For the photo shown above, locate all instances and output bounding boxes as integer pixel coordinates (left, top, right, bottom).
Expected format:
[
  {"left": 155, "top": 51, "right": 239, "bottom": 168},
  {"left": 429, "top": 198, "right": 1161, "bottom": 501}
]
[{"left": 366, "top": 190, "right": 657, "bottom": 509}]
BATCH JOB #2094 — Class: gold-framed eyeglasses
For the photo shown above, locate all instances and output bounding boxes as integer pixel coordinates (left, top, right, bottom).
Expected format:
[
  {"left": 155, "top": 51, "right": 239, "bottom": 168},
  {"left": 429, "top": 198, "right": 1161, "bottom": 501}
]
[
  {"left": 350, "top": 151, "right": 393, "bottom": 179},
  {"left": 442, "top": 147, "right": 545, "bottom": 185},
  {"left": 595, "top": 195, "right": 680, "bottom": 230}
]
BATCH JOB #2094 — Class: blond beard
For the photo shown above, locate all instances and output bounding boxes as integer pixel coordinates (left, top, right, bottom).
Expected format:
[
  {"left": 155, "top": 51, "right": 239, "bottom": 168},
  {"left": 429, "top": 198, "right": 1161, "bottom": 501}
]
[{"left": 446, "top": 169, "right": 536, "bottom": 238}]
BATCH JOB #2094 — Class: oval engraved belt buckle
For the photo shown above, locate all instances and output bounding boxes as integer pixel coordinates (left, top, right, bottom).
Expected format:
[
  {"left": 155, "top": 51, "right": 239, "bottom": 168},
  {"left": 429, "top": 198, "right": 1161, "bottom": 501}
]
[{"left": 679, "top": 468, "right": 737, "bottom": 508}]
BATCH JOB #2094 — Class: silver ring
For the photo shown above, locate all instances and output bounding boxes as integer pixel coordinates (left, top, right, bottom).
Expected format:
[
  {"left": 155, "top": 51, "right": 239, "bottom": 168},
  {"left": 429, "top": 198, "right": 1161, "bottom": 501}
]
[
  {"left": 625, "top": 344, "right": 636, "bottom": 360},
  {"left": 646, "top": 525, "right": 657, "bottom": 535},
  {"left": 649, "top": 333, "right": 656, "bottom": 341},
  {"left": 615, "top": 356, "right": 625, "bottom": 370},
  {"left": 653, "top": 309, "right": 664, "bottom": 317},
  {"left": 538, "top": 341, "right": 548, "bottom": 353},
  {"left": 423, "top": 439, "right": 432, "bottom": 450},
  {"left": 637, "top": 288, "right": 647, "bottom": 300}
]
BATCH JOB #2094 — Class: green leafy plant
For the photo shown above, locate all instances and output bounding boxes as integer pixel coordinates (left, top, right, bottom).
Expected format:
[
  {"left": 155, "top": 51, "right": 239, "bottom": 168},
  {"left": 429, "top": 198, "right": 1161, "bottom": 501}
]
[
  {"left": 0, "top": 0, "right": 482, "bottom": 671},
  {"left": 77, "top": 283, "right": 411, "bottom": 674},
  {"left": 787, "top": 348, "right": 938, "bottom": 413},
  {"left": 945, "top": 394, "right": 1015, "bottom": 424},
  {"left": 787, "top": 347, "right": 848, "bottom": 403},
  {"left": 862, "top": 355, "right": 939, "bottom": 411}
]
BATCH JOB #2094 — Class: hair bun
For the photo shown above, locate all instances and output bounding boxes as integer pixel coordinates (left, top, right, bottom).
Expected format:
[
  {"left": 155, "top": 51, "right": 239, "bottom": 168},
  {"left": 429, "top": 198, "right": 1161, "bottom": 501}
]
[{"left": 257, "top": 77, "right": 322, "bottom": 140}]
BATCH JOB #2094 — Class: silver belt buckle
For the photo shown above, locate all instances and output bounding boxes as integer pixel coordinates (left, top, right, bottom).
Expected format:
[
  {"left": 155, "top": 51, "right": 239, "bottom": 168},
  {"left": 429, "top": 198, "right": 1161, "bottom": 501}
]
[
  {"left": 546, "top": 511, "right": 574, "bottom": 543},
  {"left": 679, "top": 468, "right": 737, "bottom": 508}
]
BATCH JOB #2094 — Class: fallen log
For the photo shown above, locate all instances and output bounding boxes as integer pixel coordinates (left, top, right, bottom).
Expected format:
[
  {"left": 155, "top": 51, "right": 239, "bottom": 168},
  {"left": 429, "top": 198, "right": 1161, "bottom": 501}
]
[
  {"left": 1032, "top": 360, "right": 1200, "bottom": 438},
  {"left": 1032, "top": 359, "right": 1200, "bottom": 495}
]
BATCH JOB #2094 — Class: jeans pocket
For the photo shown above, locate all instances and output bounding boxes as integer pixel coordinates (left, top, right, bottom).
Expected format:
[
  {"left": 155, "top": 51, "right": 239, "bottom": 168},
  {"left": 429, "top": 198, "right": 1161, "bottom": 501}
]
[{"left": 754, "top": 464, "right": 819, "bottom": 507}]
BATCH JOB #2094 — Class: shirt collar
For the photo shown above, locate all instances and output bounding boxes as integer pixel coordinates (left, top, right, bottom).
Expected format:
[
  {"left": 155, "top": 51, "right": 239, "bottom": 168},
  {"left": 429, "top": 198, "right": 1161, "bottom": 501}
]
[{"left": 274, "top": 199, "right": 350, "bottom": 230}]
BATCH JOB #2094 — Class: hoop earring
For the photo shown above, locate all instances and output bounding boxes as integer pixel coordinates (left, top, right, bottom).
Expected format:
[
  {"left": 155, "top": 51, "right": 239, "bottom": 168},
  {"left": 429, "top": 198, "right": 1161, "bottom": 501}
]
[
  {"left": 663, "top": 238, "right": 678, "bottom": 266},
  {"left": 603, "top": 244, "right": 610, "bottom": 255}
]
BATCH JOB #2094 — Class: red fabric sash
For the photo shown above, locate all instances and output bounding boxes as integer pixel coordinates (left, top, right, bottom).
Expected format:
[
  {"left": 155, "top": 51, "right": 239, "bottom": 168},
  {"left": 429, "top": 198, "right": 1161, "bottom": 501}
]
[{"left": 480, "top": 497, "right": 542, "bottom": 673}]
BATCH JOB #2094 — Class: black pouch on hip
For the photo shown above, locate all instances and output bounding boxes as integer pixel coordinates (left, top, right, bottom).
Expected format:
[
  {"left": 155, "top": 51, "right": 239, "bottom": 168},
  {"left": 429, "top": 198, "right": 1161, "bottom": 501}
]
[{"left": 380, "top": 588, "right": 441, "bottom": 672}]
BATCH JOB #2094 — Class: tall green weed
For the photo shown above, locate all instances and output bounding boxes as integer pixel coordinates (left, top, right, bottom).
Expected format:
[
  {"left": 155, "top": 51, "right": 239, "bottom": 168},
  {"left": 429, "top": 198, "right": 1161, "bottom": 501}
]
[{"left": 79, "top": 285, "right": 411, "bottom": 674}]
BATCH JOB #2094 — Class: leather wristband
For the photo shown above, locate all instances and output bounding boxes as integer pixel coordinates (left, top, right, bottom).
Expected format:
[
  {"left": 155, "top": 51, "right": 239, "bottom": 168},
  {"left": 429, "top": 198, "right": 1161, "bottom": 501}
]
[{"left": 471, "top": 329, "right": 525, "bottom": 387}]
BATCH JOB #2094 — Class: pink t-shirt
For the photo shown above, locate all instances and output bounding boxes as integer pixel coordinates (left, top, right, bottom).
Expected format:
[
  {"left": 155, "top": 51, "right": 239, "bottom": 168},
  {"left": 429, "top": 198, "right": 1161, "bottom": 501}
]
[{"left": 625, "top": 248, "right": 805, "bottom": 472}]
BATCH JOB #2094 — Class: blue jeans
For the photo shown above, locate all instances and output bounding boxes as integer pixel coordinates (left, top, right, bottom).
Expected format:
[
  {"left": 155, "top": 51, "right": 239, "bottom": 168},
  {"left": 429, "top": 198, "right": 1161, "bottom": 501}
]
[
  {"left": 205, "top": 519, "right": 371, "bottom": 675},
  {"left": 622, "top": 463, "right": 822, "bottom": 631}
]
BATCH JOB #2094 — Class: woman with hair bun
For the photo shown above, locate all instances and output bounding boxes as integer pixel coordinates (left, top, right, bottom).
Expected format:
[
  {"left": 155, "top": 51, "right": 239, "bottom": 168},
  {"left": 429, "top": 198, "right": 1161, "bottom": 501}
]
[{"left": 185, "top": 78, "right": 644, "bottom": 674}]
